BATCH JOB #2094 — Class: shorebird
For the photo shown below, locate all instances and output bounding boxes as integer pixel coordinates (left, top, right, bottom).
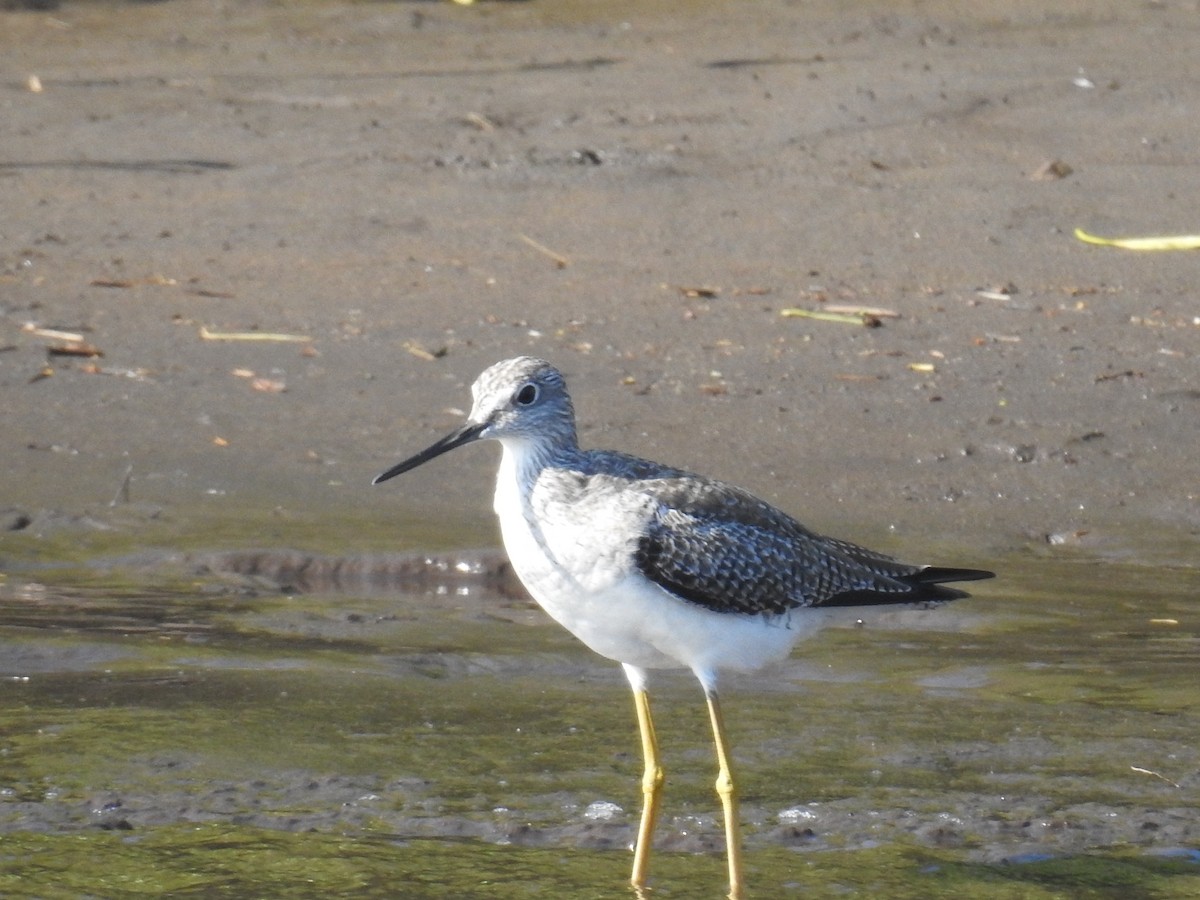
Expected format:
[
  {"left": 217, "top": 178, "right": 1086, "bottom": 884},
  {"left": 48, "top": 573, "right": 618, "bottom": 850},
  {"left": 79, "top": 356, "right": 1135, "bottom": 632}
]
[{"left": 373, "top": 356, "right": 993, "bottom": 898}]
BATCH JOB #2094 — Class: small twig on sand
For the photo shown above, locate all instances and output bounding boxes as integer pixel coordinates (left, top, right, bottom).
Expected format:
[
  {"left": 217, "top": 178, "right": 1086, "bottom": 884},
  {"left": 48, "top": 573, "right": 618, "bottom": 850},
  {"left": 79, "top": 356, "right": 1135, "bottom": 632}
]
[
  {"left": 518, "top": 233, "right": 570, "bottom": 268},
  {"left": 199, "top": 326, "right": 312, "bottom": 342},
  {"left": 1130, "top": 765, "right": 1181, "bottom": 789},
  {"left": 110, "top": 463, "right": 133, "bottom": 506}
]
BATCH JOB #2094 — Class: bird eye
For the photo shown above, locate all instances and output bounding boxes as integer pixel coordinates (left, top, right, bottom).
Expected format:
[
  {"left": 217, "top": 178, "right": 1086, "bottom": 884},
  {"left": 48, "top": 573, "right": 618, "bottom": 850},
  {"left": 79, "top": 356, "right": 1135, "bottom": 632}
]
[{"left": 515, "top": 383, "right": 539, "bottom": 406}]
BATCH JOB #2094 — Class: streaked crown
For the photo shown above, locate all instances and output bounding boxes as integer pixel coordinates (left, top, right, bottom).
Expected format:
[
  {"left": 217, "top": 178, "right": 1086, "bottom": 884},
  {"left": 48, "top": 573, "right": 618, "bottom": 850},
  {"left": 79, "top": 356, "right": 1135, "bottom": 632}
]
[{"left": 468, "top": 357, "right": 578, "bottom": 448}]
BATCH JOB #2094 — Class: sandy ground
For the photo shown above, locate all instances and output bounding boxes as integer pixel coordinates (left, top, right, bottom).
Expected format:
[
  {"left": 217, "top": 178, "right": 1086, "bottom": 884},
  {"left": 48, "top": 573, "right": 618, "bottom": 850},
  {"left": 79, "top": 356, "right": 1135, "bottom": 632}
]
[{"left": 1, "top": 0, "right": 1198, "bottom": 563}]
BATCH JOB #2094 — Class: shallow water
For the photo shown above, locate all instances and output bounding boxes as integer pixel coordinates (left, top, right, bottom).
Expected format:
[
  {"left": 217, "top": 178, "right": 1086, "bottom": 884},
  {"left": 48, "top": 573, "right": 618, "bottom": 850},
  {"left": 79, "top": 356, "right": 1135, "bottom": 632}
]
[{"left": 1, "top": 518, "right": 1198, "bottom": 898}]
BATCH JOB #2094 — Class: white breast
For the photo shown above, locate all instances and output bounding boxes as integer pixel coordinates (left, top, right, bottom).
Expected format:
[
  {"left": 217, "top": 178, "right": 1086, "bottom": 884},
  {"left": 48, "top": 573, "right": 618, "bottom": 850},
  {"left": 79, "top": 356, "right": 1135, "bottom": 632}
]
[{"left": 491, "top": 442, "right": 820, "bottom": 675}]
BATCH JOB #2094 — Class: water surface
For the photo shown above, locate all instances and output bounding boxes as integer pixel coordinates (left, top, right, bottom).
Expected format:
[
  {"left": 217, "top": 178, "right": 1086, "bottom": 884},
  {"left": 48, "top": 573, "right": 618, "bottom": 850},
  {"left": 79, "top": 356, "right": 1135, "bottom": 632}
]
[{"left": 1, "top": 520, "right": 1197, "bottom": 897}]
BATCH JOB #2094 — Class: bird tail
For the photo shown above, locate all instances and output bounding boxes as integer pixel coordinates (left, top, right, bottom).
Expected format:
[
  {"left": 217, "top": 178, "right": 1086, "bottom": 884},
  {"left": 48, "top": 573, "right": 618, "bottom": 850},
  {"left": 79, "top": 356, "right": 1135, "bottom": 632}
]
[{"left": 819, "top": 566, "right": 994, "bottom": 608}]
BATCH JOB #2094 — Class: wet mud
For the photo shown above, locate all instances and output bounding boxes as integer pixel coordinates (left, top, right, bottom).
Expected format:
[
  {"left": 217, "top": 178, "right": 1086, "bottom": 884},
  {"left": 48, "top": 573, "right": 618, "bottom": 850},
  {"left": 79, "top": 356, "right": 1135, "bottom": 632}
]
[
  {"left": 1, "top": 0, "right": 1198, "bottom": 555},
  {"left": 2, "top": 0, "right": 1198, "bottom": 895}
]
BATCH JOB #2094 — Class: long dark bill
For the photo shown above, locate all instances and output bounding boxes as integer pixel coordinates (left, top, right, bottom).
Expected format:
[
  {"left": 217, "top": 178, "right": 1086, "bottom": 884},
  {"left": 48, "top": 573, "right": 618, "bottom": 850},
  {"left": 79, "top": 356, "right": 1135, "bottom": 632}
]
[{"left": 372, "top": 421, "right": 487, "bottom": 485}]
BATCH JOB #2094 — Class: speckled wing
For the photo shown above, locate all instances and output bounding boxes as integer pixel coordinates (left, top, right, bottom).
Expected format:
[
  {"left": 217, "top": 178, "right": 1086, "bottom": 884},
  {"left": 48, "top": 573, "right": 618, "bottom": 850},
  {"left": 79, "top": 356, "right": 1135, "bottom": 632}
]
[{"left": 631, "top": 475, "right": 990, "bottom": 616}]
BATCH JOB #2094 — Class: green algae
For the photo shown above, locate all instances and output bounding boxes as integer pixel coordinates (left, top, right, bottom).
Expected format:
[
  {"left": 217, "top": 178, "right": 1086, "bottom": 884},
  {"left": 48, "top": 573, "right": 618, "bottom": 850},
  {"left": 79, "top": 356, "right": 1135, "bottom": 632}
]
[
  {"left": 0, "top": 827, "right": 1197, "bottom": 899},
  {"left": 1, "top": 512, "right": 1198, "bottom": 897}
]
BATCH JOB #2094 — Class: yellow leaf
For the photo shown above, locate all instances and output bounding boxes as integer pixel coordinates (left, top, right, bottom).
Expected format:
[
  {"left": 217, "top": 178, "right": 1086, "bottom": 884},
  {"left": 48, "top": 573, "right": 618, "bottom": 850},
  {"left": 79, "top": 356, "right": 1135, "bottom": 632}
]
[{"left": 1074, "top": 227, "right": 1200, "bottom": 251}]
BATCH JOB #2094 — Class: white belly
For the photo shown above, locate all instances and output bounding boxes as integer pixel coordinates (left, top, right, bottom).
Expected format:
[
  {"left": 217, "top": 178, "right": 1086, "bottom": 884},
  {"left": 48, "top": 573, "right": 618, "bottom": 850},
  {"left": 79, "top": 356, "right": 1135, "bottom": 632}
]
[{"left": 492, "top": 446, "right": 822, "bottom": 675}]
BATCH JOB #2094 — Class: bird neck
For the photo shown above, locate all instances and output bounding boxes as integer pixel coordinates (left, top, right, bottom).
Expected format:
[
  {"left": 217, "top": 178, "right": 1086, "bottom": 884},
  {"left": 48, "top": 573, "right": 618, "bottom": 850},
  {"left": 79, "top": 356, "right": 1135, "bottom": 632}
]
[
  {"left": 498, "top": 431, "right": 580, "bottom": 484},
  {"left": 494, "top": 434, "right": 572, "bottom": 524}
]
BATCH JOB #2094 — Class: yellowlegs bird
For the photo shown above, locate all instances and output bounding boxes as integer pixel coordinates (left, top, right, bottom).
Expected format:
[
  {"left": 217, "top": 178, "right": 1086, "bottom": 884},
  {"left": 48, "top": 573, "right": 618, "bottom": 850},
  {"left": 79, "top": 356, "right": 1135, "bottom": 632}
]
[{"left": 374, "top": 356, "right": 993, "bottom": 898}]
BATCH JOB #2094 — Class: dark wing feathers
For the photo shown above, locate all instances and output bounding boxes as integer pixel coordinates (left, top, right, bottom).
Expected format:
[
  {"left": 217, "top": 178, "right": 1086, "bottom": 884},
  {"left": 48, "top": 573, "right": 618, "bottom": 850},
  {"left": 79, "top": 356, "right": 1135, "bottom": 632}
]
[{"left": 631, "top": 476, "right": 993, "bottom": 616}]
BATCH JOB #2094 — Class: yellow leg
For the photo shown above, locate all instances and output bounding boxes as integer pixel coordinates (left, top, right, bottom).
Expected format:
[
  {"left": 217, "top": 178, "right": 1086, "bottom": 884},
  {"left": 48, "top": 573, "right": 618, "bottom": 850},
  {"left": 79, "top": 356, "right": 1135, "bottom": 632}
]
[
  {"left": 705, "top": 689, "right": 745, "bottom": 900},
  {"left": 630, "top": 687, "right": 664, "bottom": 892}
]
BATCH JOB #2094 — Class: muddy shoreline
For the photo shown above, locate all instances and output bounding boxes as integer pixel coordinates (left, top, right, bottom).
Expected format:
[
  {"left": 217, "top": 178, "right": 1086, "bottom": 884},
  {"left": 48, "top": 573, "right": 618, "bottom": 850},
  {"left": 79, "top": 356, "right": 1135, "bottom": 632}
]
[
  {"left": 2, "top": 0, "right": 1197, "bottom": 566},
  {"left": 1, "top": 2, "right": 1198, "bottom": 895}
]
